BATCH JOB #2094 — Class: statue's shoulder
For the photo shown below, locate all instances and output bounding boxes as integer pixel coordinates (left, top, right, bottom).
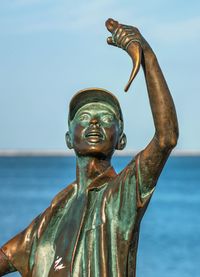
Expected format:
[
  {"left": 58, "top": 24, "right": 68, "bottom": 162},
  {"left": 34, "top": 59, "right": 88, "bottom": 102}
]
[{"left": 51, "top": 181, "right": 76, "bottom": 208}]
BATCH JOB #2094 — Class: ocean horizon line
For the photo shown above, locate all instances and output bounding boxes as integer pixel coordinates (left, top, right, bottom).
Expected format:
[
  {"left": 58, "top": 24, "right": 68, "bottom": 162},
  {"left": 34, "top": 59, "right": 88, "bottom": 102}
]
[{"left": 0, "top": 149, "right": 200, "bottom": 157}]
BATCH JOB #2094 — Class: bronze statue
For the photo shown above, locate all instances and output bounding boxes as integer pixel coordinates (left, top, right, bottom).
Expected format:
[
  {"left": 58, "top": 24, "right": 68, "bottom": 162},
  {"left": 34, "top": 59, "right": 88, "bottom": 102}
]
[{"left": 0, "top": 19, "right": 178, "bottom": 276}]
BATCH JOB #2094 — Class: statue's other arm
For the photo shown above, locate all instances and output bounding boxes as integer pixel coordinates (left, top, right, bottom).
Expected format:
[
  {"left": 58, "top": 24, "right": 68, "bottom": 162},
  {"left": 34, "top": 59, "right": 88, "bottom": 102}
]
[
  {"left": 106, "top": 19, "right": 179, "bottom": 197},
  {"left": 0, "top": 249, "right": 16, "bottom": 276}
]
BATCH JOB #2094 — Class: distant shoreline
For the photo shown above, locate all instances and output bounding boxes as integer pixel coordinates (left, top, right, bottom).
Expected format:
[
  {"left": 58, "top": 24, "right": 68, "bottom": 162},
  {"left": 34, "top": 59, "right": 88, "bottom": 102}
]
[{"left": 0, "top": 150, "right": 200, "bottom": 157}]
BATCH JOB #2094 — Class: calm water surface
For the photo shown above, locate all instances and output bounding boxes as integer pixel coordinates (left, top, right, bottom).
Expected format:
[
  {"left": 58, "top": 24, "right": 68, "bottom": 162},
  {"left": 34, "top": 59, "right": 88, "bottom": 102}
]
[{"left": 0, "top": 156, "right": 199, "bottom": 277}]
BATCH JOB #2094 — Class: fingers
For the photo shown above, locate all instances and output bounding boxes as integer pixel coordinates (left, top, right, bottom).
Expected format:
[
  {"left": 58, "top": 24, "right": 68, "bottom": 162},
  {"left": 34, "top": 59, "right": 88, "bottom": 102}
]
[
  {"left": 106, "top": 19, "right": 140, "bottom": 50},
  {"left": 105, "top": 18, "right": 119, "bottom": 33},
  {"left": 107, "top": 36, "right": 117, "bottom": 47},
  {"left": 114, "top": 29, "right": 135, "bottom": 47}
]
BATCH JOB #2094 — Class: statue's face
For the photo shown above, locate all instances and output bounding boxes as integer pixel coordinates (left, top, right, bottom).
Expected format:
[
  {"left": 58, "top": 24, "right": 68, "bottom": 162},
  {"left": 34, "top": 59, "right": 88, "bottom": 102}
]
[{"left": 68, "top": 102, "right": 121, "bottom": 158}]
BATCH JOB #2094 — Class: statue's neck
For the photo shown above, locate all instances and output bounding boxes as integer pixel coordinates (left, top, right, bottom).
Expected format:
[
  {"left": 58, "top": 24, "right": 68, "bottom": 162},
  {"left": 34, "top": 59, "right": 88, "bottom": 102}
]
[{"left": 76, "top": 156, "right": 111, "bottom": 193}]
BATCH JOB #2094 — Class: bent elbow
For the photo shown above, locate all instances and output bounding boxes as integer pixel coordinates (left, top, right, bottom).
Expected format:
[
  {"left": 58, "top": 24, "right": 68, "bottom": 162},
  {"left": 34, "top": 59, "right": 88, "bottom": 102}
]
[
  {"left": 168, "top": 136, "right": 178, "bottom": 149},
  {"left": 157, "top": 132, "right": 179, "bottom": 151}
]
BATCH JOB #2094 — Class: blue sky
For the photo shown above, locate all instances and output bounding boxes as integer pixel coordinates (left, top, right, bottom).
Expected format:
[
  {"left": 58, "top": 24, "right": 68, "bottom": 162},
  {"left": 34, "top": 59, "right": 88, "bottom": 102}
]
[{"left": 0, "top": 0, "right": 199, "bottom": 152}]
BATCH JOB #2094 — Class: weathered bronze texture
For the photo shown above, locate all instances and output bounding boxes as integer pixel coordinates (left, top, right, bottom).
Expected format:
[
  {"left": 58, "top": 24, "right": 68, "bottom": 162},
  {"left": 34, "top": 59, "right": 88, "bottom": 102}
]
[{"left": 0, "top": 18, "right": 178, "bottom": 277}]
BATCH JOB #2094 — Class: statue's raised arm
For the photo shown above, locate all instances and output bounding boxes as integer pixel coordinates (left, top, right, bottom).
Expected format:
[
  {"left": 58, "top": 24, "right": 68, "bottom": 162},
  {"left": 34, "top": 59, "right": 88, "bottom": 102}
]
[{"left": 106, "top": 18, "right": 179, "bottom": 199}]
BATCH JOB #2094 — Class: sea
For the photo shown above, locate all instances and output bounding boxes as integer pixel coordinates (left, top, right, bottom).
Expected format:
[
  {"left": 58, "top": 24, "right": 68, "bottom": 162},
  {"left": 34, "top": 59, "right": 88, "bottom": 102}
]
[{"left": 0, "top": 155, "right": 199, "bottom": 277}]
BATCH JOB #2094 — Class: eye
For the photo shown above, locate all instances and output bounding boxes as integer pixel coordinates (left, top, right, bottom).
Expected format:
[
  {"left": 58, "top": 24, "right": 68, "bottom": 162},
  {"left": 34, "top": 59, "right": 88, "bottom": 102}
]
[
  {"left": 78, "top": 113, "right": 91, "bottom": 122},
  {"left": 101, "top": 114, "right": 114, "bottom": 124}
]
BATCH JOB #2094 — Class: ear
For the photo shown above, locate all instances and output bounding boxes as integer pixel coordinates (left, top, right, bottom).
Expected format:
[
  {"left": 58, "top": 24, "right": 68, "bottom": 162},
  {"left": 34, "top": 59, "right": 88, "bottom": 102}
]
[
  {"left": 116, "top": 133, "right": 127, "bottom": 150},
  {"left": 65, "top": 132, "right": 73, "bottom": 149}
]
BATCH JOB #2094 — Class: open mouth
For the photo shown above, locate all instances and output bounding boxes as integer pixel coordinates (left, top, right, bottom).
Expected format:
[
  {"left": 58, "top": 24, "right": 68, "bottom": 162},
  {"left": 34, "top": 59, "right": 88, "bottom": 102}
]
[
  {"left": 85, "top": 130, "right": 104, "bottom": 142},
  {"left": 86, "top": 132, "right": 102, "bottom": 138}
]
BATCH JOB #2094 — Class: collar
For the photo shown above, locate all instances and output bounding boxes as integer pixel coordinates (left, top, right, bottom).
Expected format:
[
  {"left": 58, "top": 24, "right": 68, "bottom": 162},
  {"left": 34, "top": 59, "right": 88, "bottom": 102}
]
[{"left": 87, "top": 166, "right": 117, "bottom": 191}]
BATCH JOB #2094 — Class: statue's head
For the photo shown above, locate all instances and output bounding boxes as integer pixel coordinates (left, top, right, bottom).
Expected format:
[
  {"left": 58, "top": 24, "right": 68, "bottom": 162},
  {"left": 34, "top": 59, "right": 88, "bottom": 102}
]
[{"left": 66, "top": 88, "right": 126, "bottom": 158}]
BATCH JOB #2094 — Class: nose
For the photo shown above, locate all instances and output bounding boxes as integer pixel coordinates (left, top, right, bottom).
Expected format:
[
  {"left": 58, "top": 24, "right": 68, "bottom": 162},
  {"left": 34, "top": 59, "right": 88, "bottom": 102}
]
[{"left": 89, "top": 118, "right": 100, "bottom": 127}]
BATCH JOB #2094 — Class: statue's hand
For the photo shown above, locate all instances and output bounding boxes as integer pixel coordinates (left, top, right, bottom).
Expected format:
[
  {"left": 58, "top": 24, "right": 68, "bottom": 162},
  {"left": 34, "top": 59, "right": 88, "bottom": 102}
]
[
  {"left": 105, "top": 18, "right": 142, "bottom": 92},
  {"left": 105, "top": 18, "right": 142, "bottom": 51}
]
